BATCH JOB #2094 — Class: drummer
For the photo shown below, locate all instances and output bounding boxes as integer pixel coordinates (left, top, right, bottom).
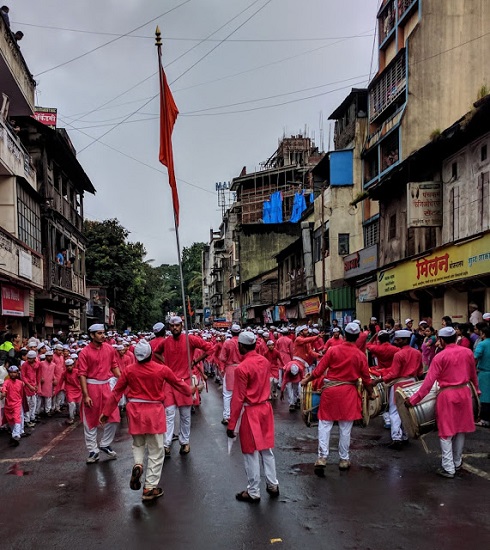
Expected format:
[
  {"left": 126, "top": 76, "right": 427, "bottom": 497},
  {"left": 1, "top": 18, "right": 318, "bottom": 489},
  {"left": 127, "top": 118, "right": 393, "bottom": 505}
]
[
  {"left": 404, "top": 326, "right": 479, "bottom": 478},
  {"left": 372, "top": 329, "right": 422, "bottom": 450},
  {"left": 367, "top": 330, "right": 400, "bottom": 429},
  {"left": 301, "top": 322, "right": 373, "bottom": 475}
]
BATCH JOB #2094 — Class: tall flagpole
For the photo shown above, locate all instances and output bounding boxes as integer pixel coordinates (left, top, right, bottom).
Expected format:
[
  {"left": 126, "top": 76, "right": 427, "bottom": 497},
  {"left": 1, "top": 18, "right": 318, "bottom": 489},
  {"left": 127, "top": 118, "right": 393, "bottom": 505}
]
[{"left": 156, "top": 27, "right": 193, "bottom": 382}]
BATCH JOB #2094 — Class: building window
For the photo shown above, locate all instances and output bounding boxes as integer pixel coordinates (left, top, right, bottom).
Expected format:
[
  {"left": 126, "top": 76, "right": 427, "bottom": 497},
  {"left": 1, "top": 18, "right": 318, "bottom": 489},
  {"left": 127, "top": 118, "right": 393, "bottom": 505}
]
[
  {"left": 338, "top": 233, "right": 350, "bottom": 256},
  {"left": 363, "top": 220, "right": 379, "bottom": 248},
  {"left": 313, "top": 227, "right": 322, "bottom": 263},
  {"left": 482, "top": 144, "right": 488, "bottom": 162},
  {"left": 451, "top": 162, "right": 458, "bottom": 179},
  {"left": 388, "top": 213, "right": 397, "bottom": 240},
  {"left": 17, "top": 182, "right": 42, "bottom": 253}
]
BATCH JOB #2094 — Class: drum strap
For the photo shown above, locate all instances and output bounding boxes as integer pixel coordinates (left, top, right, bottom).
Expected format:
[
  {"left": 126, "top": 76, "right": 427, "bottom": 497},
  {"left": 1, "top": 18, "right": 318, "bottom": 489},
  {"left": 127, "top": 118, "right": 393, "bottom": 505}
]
[
  {"left": 321, "top": 380, "right": 357, "bottom": 390},
  {"left": 385, "top": 376, "right": 415, "bottom": 388}
]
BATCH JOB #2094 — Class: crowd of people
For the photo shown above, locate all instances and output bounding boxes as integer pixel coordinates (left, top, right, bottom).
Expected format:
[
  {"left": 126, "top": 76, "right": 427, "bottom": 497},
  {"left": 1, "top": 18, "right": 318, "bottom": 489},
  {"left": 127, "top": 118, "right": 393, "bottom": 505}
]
[{"left": 0, "top": 307, "right": 488, "bottom": 501}]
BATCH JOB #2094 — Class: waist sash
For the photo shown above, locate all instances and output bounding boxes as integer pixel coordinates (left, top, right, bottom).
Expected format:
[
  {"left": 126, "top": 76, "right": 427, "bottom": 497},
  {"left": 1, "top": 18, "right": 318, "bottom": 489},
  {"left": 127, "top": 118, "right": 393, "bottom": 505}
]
[{"left": 86, "top": 378, "right": 110, "bottom": 385}]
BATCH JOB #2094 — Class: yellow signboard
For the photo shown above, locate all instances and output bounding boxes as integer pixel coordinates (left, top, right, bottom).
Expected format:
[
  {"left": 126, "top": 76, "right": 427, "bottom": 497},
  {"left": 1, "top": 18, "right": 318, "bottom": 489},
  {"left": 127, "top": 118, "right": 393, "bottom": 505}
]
[{"left": 378, "top": 233, "right": 490, "bottom": 297}]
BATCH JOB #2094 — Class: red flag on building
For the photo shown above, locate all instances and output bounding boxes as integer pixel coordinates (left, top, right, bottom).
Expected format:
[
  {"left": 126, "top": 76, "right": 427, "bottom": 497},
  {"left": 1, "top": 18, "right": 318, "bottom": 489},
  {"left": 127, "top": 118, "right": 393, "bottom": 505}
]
[
  {"left": 187, "top": 295, "right": 194, "bottom": 317},
  {"left": 158, "top": 58, "right": 180, "bottom": 225}
]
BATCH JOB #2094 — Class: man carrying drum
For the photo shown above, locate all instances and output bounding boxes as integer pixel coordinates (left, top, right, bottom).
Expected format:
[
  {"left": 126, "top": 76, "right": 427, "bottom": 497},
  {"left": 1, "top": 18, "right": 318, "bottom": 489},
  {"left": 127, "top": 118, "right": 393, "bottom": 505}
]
[
  {"left": 301, "top": 322, "right": 373, "bottom": 475},
  {"left": 372, "top": 329, "right": 422, "bottom": 450},
  {"left": 404, "top": 326, "right": 479, "bottom": 478}
]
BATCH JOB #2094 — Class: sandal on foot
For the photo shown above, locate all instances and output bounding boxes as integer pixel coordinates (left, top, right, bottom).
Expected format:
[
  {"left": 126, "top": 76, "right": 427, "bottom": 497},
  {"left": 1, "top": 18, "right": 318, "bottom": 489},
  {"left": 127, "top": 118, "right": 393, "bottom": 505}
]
[
  {"left": 142, "top": 487, "right": 164, "bottom": 501},
  {"left": 130, "top": 464, "right": 143, "bottom": 490},
  {"left": 235, "top": 491, "right": 260, "bottom": 503}
]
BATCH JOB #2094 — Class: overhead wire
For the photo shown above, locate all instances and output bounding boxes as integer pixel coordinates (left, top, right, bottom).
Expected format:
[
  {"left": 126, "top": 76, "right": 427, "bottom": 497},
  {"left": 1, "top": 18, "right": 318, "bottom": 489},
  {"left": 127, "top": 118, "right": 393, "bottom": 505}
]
[{"left": 34, "top": 0, "right": 192, "bottom": 77}]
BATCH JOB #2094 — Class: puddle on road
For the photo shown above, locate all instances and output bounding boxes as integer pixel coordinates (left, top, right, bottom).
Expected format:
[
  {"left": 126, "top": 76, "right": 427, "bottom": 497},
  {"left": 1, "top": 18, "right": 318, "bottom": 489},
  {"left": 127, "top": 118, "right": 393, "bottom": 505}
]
[{"left": 290, "top": 462, "right": 314, "bottom": 476}]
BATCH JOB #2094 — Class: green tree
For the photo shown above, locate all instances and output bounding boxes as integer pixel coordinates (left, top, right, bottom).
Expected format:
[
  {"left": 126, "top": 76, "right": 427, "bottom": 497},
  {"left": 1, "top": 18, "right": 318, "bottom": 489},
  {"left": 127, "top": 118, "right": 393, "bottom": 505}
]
[{"left": 182, "top": 242, "right": 205, "bottom": 312}]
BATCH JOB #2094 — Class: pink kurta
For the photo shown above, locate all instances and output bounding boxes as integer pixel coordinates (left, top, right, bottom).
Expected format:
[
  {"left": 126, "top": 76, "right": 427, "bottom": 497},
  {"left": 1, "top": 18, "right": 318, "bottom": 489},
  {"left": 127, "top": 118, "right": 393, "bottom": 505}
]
[
  {"left": 39, "top": 360, "right": 55, "bottom": 397},
  {"left": 409, "top": 344, "right": 479, "bottom": 438},
  {"left": 154, "top": 334, "right": 213, "bottom": 407},
  {"left": 219, "top": 336, "right": 242, "bottom": 391},
  {"left": 63, "top": 368, "right": 82, "bottom": 402},
  {"left": 323, "top": 337, "right": 344, "bottom": 352},
  {"left": 280, "top": 360, "right": 304, "bottom": 391},
  {"left": 264, "top": 348, "right": 283, "bottom": 379},
  {"left": 21, "top": 361, "right": 39, "bottom": 396},
  {"left": 77, "top": 341, "right": 120, "bottom": 429},
  {"left": 276, "top": 336, "right": 293, "bottom": 364},
  {"left": 52, "top": 354, "right": 66, "bottom": 394},
  {"left": 2, "top": 378, "right": 24, "bottom": 424},
  {"left": 310, "top": 342, "right": 371, "bottom": 421},
  {"left": 102, "top": 359, "right": 190, "bottom": 434},
  {"left": 228, "top": 351, "right": 274, "bottom": 454}
]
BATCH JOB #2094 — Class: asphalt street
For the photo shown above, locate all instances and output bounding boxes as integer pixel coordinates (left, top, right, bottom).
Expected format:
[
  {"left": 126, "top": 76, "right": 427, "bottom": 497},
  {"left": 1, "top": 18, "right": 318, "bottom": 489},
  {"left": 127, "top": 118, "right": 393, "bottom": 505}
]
[{"left": 1, "top": 382, "right": 490, "bottom": 550}]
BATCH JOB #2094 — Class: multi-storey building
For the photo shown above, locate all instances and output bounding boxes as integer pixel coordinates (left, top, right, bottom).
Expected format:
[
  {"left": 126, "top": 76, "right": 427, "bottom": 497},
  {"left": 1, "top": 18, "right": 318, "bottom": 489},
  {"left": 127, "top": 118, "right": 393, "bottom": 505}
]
[
  {"left": 18, "top": 117, "right": 95, "bottom": 336},
  {"left": 364, "top": 0, "right": 490, "bottom": 325},
  {"left": 0, "top": 14, "right": 40, "bottom": 335}
]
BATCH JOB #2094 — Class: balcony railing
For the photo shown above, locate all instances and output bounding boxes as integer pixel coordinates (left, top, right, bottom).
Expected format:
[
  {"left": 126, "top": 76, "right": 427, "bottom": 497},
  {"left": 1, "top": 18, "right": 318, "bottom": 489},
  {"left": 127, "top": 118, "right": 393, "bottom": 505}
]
[
  {"left": 369, "top": 54, "right": 406, "bottom": 122},
  {"left": 0, "top": 118, "right": 36, "bottom": 185},
  {"left": 379, "top": 0, "right": 396, "bottom": 43},
  {"left": 50, "top": 261, "right": 73, "bottom": 291},
  {"left": 281, "top": 271, "right": 306, "bottom": 299},
  {"left": 398, "top": 0, "right": 417, "bottom": 20}
]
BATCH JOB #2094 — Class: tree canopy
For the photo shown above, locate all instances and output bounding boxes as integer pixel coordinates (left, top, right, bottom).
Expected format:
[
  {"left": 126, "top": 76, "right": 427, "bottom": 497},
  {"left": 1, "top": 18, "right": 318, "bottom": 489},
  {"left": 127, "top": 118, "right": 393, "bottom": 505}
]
[{"left": 84, "top": 218, "right": 204, "bottom": 330}]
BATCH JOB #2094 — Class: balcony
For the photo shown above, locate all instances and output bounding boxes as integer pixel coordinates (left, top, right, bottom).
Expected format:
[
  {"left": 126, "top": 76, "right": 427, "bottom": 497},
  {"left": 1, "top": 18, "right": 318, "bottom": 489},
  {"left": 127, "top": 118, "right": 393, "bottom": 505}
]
[
  {"left": 0, "top": 226, "right": 43, "bottom": 288},
  {"left": 0, "top": 16, "right": 35, "bottom": 115},
  {"left": 50, "top": 192, "right": 83, "bottom": 231},
  {"left": 369, "top": 54, "right": 406, "bottom": 122},
  {"left": 379, "top": 0, "right": 396, "bottom": 44},
  {"left": 0, "top": 118, "right": 36, "bottom": 187},
  {"left": 281, "top": 271, "right": 306, "bottom": 299},
  {"left": 398, "top": 0, "right": 418, "bottom": 22}
]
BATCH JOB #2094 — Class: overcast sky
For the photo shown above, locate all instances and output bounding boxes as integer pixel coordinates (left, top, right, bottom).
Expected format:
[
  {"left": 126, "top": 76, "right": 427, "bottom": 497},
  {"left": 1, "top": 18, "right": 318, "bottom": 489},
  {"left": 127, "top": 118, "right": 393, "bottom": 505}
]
[{"left": 12, "top": 0, "right": 379, "bottom": 264}]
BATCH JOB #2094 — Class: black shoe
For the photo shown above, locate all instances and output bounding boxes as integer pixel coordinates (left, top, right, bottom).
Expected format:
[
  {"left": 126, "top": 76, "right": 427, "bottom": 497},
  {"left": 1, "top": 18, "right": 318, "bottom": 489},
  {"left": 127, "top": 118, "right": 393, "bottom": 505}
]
[
  {"left": 436, "top": 467, "right": 455, "bottom": 479},
  {"left": 235, "top": 491, "right": 260, "bottom": 503},
  {"left": 130, "top": 464, "right": 143, "bottom": 490},
  {"left": 266, "top": 485, "right": 280, "bottom": 498},
  {"left": 100, "top": 446, "right": 117, "bottom": 459},
  {"left": 221, "top": 419, "right": 229, "bottom": 425},
  {"left": 387, "top": 440, "right": 403, "bottom": 451},
  {"left": 9, "top": 437, "right": 20, "bottom": 447}
]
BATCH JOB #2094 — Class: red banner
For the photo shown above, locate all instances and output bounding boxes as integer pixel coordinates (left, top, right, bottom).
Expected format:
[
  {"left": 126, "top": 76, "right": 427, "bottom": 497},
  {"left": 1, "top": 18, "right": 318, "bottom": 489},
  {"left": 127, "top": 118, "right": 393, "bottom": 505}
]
[{"left": 1, "top": 285, "right": 25, "bottom": 317}]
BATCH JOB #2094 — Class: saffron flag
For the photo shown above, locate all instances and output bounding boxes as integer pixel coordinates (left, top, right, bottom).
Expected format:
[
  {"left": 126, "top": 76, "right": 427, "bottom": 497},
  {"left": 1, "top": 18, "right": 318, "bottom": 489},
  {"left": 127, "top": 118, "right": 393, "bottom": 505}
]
[
  {"left": 159, "top": 62, "right": 180, "bottom": 225},
  {"left": 187, "top": 295, "right": 194, "bottom": 317}
]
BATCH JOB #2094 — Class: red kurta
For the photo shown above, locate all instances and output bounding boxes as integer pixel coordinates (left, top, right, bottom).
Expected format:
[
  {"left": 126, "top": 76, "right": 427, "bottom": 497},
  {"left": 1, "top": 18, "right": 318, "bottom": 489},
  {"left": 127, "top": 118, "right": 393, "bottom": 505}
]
[
  {"left": 276, "top": 335, "right": 293, "bottom": 364},
  {"left": 323, "top": 337, "right": 344, "bottom": 352},
  {"left": 293, "top": 335, "right": 318, "bottom": 363},
  {"left": 367, "top": 342, "right": 400, "bottom": 371},
  {"left": 102, "top": 359, "right": 190, "bottom": 434},
  {"left": 355, "top": 331, "right": 368, "bottom": 353},
  {"left": 381, "top": 345, "right": 423, "bottom": 383},
  {"left": 21, "top": 360, "right": 38, "bottom": 396},
  {"left": 2, "top": 378, "right": 24, "bottom": 424},
  {"left": 154, "top": 334, "right": 213, "bottom": 406},
  {"left": 39, "top": 360, "right": 55, "bottom": 397},
  {"left": 280, "top": 360, "right": 304, "bottom": 391},
  {"left": 228, "top": 351, "right": 274, "bottom": 454},
  {"left": 264, "top": 348, "right": 283, "bottom": 379},
  {"left": 409, "top": 344, "right": 479, "bottom": 438},
  {"left": 63, "top": 367, "right": 82, "bottom": 402},
  {"left": 77, "top": 341, "right": 120, "bottom": 429},
  {"left": 310, "top": 342, "right": 371, "bottom": 421},
  {"left": 219, "top": 336, "right": 242, "bottom": 391}
]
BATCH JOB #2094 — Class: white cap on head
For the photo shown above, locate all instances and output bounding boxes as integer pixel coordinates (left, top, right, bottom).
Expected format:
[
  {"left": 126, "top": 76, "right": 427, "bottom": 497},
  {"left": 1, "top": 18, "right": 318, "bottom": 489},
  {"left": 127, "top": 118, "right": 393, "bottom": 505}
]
[
  {"left": 300, "top": 325, "right": 308, "bottom": 332},
  {"left": 231, "top": 323, "right": 241, "bottom": 333},
  {"left": 37, "top": 342, "right": 45, "bottom": 350},
  {"left": 263, "top": 331, "right": 270, "bottom": 338},
  {"left": 332, "top": 327, "right": 340, "bottom": 333},
  {"left": 169, "top": 316, "right": 182, "bottom": 325},
  {"left": 153, "top": 322, "right": 164, "bottom": 333},
  {"left": 238, "top": 332, "right": 256, "bottom": 345},
  {"left": 469, "top": 302, "right": 478, "bottom": 308},
  {"left": 439, "top": 326, "right": 456, "bottom": 337},
  {"left": 28, "top": 340, "right": 37, "bottom": 348},
  {"left": 27, "top": 350, "right": 37, "bottom": 359},
  {"left": 345, "top": 322, "right": 360, "bottom": 335},
  {"left": 257, "top": 329, "right": 264, "bottom": 335},
  {"left": 353, "top": 319, "right": 361, "bottom": 326},
  {"left": 418, "top": 320, "right": 428, "bottom": 326},
  {"left": 290, "top": 363, "right": 299, "bottom": 376},
  {"left": 65, "top": 359, "right": 74, "bottom": 366},
  {"left": 70, "top": 353, "right": 78, "bottom": 359},
  {"left": 378, "top": 330, "right": 388, "bottom": 337},
  {"left": 8, "top": 365, "right": 19, "bottom": 372},
  {"left": 370, "top": 317, "right": 377, "bottom": 321},
  {"left": 55, "top": 344, "right": 64, "bottom": 351},
  {"left": 134, "top": 340, "right": 152, "bottom": 361},
  {"left": 483, "top": 313, "right": 490, "bottom": 321},
  {"left": 45, "top": 349, "right": 54, "bottom": 356},
  {"left": 88, "top": 323, "right": 105, "bottom": 332},
  {"left": 395, "top": 329, "right": 412, "bottom": 338},
  {"left": 116, "top": 345, "right": 124, "bottom": 351},
  {"left": 267, "top": 340, "right": 274, "bottom": 346},
  {"left": 312, "top": 329, "right": 319, "bottom": 335},
  {"left": 405, "top": 318, "right": 413, "bottom": 325},
  {"left": 281, "top": 328, "right": 289, "bottom": 334}
]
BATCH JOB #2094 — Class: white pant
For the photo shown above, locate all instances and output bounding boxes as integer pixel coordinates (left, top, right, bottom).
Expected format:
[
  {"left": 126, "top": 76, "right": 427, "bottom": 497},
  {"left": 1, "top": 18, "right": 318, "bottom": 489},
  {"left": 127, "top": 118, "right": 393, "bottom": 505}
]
[
  {"left": 24, "top": 395, "right": 37, "bottom": 422},
  {"left": 440, "top": 433, "right": 465, "bottom": 474},
  {"left": 318, "top": 420, "right": 354, "bottom": 460},
  {"left": 243, "top": 449, "right": 279, "bottom": 498},
  {"left": 388, "top": 385, "right": 410, "bottom": 441},
  {"left": 222, "top": 374, "right": 233, "bottom": 420},
  {"left": 68, "top": 401, "right": 80, "bottom": 420},
  {"left": 36, "top": 396, "right": 52, "bottom": 414},
  {"left": 132, "top": 433, "right": 165, "bottom": 489},
  {"left": 54, "top": 390, "right": 65, "bottom": 410},
  {"left": 165, "top": 405, "right": 191, "bottom": 447},
  {"left": 83, "top": 412, "right": 118, "bottom": 453},
  {"left": 286, "top": 382, "right": 300, "bottom": 406}
]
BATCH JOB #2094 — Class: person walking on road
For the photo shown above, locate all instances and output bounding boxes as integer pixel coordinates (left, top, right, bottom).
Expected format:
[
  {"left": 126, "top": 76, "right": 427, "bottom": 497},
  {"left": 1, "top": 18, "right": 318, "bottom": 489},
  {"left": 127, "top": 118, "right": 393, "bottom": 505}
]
[
  {"left": 405, "top": 326, "right": 479, "bottom": 478},
  {"left": 227, "top": 331, "right": 279, "bottom": 503},
  {"left": 219, "top": 323, "right": 242, "bottom": 425},
  {"left": 100, "top": 340, "right": 192, "bottom": 502},
  {"left": 77, "top": 324, "right": 121, "bottom": 464}
]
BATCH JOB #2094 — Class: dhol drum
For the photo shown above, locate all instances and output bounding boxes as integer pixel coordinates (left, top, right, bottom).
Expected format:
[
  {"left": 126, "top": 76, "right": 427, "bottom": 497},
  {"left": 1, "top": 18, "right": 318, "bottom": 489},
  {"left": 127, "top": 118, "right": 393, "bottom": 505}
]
[
  {"left": 368, "top": 377, "right": 389, "bottom": 419},
  {"left": 301, "top": 382, "right": 321, "bottom": 427},
  {"left": 395, "top": 380, "right": 480, "bottom": 438}
]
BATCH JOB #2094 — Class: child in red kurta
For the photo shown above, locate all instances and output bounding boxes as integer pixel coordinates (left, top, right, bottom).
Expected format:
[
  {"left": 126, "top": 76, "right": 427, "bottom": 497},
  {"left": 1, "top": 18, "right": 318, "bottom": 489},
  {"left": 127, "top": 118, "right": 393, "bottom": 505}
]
[
  {"left": 1, "top": 364, "right": 25, "bottom": 446},
  {"left": 62, "top": 359, "right": 82, "bottom": 424}
]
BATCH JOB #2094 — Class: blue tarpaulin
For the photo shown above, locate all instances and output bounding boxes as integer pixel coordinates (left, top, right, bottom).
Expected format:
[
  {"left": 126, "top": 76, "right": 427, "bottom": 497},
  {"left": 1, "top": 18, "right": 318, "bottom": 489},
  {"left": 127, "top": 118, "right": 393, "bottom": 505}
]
[
  {"left": 263, "top": 191, "right": 283, "bottom": 223},
  {"left": 289, "top": 191, "right": 307, "bottom": 222}
]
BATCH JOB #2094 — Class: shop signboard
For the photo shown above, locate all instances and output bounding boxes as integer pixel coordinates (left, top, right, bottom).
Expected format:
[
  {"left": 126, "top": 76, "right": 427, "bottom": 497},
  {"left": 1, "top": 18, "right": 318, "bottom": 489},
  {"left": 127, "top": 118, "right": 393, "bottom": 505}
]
[
  {"left": 357, "top": 281, "right": 378, "bottom": 302},
  {"left": 1, "top": 285, "right": 25, "bottom": 316},
  {"left": 407, "top": 182, "right": 442, "bottom": 228},
  {"left": 344, "top": 245, "right": 378, "bottom": 279},
  {"left": 378, "top": 234, "right": 490, "bottom": 297},
  {"left": 302, "top": 296, "right": 321, "bottom": 315}
]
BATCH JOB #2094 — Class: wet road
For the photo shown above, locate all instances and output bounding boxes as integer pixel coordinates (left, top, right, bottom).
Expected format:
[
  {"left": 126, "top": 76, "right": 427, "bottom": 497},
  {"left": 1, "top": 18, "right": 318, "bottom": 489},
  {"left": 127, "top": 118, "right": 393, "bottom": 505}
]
[{"left": 1, "top": 383, "right": 490, "bottom": 550}]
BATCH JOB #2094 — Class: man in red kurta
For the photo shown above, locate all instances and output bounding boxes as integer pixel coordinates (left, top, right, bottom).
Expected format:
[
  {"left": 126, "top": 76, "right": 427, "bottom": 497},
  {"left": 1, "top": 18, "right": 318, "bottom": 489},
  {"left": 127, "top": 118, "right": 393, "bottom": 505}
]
[
  {"left": 227, "top": 331, "right": 279, "bottom": 503},
  {"left": 101, "top": 340, "right": 191, "bottom": 502},
  {"left": 78, "top": 324, "right": 121, "bottom": 464},
  {"left": 323, "top": 328, "right": 344, "bottom": 352},
  {"left": 375, "top": 329, "right": 422, "bottom": 449},
  {"left": 293, "top": 326, "right": 320, "bottom": 373},
  {"left": 21, "top": 350, "right": 39, "bottom": 426},
  {"left": 302, "top": 322, "right": 373, "bottom": 474},
  {"left": 219, "top": 324, "right": 242, "bottom": 425},
  {"left": 153, "top": 316, "right": 213, "bottom": 455},
  {"left": 406, "top": 326, "right": 479, "bottom": 478}
]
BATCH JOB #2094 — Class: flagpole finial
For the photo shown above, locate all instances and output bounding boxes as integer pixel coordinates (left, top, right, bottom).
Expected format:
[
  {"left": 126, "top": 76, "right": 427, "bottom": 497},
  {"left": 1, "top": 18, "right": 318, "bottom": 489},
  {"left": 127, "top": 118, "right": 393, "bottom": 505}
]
[{"left": 155, "top": 26, "right": 162, "bottom": 47}]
